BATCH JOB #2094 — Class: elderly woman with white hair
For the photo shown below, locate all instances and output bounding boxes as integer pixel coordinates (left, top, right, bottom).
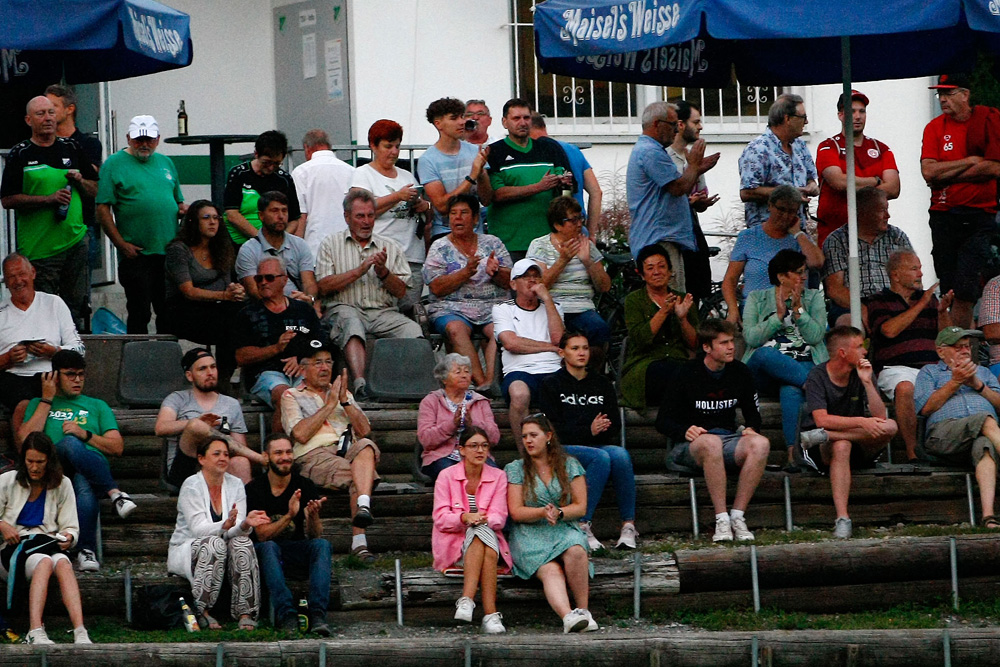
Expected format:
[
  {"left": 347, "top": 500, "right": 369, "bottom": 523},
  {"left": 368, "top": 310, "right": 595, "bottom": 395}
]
[{"left": 418, "top": 353, "right": 501, "bottom": 481}]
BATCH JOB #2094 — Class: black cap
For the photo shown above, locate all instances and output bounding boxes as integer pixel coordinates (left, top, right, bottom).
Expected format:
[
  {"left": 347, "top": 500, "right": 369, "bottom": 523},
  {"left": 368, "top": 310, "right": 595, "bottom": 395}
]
[
  {"left": 181, "top": 347, "right": 214, "bottom": 371},
  {"left": 287, "top": 334, "right": 339, "bottom": 362},
  {"left": 928, "top": 73, "right": 972, "bottom": 90}
]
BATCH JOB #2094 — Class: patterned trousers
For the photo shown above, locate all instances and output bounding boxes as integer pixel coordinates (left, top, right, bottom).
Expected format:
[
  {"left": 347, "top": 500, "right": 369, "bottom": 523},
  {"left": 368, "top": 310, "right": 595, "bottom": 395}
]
[{"left": 189, "top": 535, "right": 260, "bottom": 620}]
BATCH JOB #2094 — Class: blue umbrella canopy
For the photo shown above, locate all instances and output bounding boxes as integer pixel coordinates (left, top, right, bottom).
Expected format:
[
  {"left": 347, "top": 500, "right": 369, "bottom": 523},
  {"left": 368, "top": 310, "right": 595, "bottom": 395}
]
[
  {"left": 0, "top": 0, "right": 192, "bottom": 86},
  {"left": 534, "top": 0, "right": 1000, "bottom": 86}
]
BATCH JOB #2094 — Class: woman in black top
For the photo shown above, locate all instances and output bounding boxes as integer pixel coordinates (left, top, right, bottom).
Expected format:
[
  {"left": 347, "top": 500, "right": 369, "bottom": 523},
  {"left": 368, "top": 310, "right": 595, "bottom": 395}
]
[{"left": 539, "top": 331, "right": 637, "bottom": 551}]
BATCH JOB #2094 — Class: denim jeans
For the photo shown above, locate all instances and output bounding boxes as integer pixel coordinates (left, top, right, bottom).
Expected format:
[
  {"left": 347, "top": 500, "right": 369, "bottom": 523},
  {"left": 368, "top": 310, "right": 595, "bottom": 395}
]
[
  {"left": 746, "top": 346, "right": 814, "bottom": 447},
  {"left": 255, "top": 538, "right": 332, "bottom": 621},
  {"left": 54, "top": 435, "right": 118, "bottom": 553},
  {"left": 564, "top": 310, "right": 610, "bottom": 345},
  {"left": 562, "top": 445, "right": 636, "bottom": 522}
]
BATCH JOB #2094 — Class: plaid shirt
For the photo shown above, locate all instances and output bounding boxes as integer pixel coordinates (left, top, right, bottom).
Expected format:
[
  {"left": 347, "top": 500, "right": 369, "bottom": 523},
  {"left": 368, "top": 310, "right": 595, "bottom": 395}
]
[
  {"left": 821, "top": 224, "right": 911, "bottom": 297},
  {"left": 979, "top": 275, "right": 1000, "bottom": 364},
  {"left": 914, "top": 361, "right": 1000, "bottom": 427}
]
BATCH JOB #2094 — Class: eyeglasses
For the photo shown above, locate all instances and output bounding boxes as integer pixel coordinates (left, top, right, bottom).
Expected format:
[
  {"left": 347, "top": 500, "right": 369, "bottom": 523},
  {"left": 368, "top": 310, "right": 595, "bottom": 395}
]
[
  {"left": 257, "top": 157, "right": 283, "bottom": 168},
  {"left": 937, "top": 89, "right": 964, "bottom": 98},
  {"left": 561, "top": 215, "right": 584, "bottom": 225},
  {"left": 60, "top": 370, "right": 85, "bottom": 379},
  {"left": 465, "top": 111, "right": 489, "bottom": 118},
  {"left": 788, "top": 113, "right": 808, "bottom": 121},
  {"left": 305, "top": 358, "right": 335, "bottom": 367},
  {"left": 461, "top": 442, "right": 490, "bottom": 452},
  {"left": 253, "top": 273, "right": 285, "bottom": 283},
  {"left": 948, "top": 342, "right": 973, "bottom": 350},
  {"left": 774, "top": 205, "right": 801, "bottom": 215}
]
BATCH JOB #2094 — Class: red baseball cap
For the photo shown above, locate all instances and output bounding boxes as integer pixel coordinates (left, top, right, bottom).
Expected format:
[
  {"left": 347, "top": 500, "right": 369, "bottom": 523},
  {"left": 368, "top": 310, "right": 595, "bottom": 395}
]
[{"left": 836, "top": 89, "right": 869, "bottom": 111}]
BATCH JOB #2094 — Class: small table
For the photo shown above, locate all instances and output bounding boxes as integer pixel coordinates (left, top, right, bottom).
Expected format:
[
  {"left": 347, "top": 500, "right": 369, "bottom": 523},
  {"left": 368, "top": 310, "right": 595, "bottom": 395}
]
[{"left": 164, "top": 134, "right": 258, "bottom": 207}]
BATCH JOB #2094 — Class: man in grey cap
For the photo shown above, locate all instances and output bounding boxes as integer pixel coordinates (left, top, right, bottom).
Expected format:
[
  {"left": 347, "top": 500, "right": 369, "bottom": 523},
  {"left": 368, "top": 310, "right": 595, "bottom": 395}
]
[
  {"left": 492, "top": 258, "right": 565, "bottom": 447},
  {"left": 97, "top": 115, "right": 186, "bottom": 333},
  {"left": 915, "top": 326, "right": 1000, "bottom": 526}
]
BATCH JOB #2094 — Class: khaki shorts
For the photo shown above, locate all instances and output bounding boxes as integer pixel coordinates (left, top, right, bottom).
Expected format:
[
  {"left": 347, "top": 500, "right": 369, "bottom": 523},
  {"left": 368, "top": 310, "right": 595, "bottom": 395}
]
[
  {"left": 924, "top": 414, "right": 998, "bottom": 468},
  {"left": 297, "top": 437, "right": 381, "bottom": 492},
  {"left": 324, "top": 304, "right": 422, "bottom": 350}
]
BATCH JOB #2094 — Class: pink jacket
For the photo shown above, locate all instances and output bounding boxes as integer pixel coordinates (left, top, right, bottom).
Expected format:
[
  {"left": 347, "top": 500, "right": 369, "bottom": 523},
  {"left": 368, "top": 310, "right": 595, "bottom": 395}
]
[
  {"left": 431, "top": 462, "right": 511, "bottom": 572},
  {"left": 417, "top": 390, "right": 500, "bottom": 467}
]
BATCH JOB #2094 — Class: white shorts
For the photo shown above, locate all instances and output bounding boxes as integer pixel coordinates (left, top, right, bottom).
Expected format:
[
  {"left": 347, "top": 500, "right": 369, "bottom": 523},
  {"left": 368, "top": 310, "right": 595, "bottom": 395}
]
[
  {"left": 0, "top": 552, "right": 70, "bottom": 581},
  {"left": 876, "top": 365, "right": 920, "bottom": 400}
]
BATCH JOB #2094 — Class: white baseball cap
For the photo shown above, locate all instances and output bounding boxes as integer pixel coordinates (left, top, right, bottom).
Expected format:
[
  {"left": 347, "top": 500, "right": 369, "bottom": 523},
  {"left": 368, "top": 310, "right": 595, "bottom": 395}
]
[
  {"left": 128, "top": 115, "right": 159, "bottom": 139},
  {"left": 510, "top": 258, "right": 542, "bottom": 280}
]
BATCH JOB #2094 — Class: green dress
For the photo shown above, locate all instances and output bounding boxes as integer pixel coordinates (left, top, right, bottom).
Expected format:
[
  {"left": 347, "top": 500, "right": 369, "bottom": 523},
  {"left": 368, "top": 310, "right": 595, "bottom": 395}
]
[
  {"left": 504, "top": 457, "right": 591, "bottom": 579},
  {"left": 620, "top": 287, "right": 699, "bottom": 409}
]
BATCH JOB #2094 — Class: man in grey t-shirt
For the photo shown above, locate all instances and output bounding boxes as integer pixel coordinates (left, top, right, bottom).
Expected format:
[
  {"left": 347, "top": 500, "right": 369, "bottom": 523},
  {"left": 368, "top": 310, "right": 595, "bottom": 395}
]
[{"left": 154, "top": 348, "right": 262, "bottom": 485}]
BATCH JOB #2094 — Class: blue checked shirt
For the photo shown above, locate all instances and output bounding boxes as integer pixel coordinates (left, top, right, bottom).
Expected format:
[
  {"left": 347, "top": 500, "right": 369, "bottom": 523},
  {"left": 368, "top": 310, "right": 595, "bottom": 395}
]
[{"left": 914, "top": 361, "right": 1000, "bottom": 427}]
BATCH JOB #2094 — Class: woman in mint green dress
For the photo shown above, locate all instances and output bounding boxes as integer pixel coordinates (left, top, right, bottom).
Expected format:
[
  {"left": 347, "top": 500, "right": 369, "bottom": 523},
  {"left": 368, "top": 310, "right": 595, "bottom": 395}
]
[{"left": 504, "top": 414, "right": 598, "bottom": 633}]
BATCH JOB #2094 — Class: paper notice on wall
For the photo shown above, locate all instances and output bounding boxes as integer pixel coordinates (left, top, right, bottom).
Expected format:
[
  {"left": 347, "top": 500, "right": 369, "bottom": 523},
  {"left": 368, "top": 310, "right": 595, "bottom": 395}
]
[
  {"left": 325, "top": 39, "right": 344, "bottom": 101},
  {"left": 302, "top": 33, "right": 317, "bottom": 79}
]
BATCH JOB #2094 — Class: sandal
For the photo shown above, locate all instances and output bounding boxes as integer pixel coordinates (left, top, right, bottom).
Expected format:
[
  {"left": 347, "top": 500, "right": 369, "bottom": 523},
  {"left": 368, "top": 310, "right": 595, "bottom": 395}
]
[
  {"left": 351, "top": 545, "right": 376, "bottom": 564},
  {"left": 238, "top": 615, "right": 257, "bottom": 631},
  {"left": 200, "top": 611, "right": 222, "bottom": 630},
  {"left": 984, "top": 515, "right": 1000, "bottom": 529}
]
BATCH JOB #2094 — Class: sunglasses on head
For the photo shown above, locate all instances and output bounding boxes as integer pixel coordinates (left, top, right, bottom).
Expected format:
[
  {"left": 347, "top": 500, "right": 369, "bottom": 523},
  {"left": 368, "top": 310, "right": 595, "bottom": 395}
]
[{"left": 254, "top": 273, "right": 285, "bottom": 283}]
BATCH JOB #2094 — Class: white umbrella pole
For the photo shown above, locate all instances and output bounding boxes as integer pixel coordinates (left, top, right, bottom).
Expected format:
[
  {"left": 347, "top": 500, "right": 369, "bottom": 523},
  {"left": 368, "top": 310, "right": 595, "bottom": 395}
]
[{"left": 841, "top": 36, "right": 861, "bottom": 329}]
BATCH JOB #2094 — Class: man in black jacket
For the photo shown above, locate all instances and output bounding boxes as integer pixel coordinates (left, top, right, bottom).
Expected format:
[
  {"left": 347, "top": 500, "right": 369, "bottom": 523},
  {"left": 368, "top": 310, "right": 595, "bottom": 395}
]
[{"left": 656, "top": 319, "right": 770, "bottom": 542}]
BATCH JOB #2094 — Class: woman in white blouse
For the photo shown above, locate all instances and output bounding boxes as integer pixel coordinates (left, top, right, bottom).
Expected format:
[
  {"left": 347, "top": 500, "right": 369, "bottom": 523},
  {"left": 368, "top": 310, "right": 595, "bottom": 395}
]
[{"left": 167, "top": 437, "right": 270, "bottom": 630}]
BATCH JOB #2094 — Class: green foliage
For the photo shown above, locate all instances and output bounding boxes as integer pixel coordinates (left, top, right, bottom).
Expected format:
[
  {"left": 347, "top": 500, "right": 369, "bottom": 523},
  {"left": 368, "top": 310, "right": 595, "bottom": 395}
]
[{"left": 971, "top": 49, "right": 1000, "bottom": 110}]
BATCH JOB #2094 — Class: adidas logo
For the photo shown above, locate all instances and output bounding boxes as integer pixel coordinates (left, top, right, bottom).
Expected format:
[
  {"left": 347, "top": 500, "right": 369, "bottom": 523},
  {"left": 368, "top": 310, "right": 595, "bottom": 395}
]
[{"left": 505, "top": 155, "right": 515, "bottom": 161}]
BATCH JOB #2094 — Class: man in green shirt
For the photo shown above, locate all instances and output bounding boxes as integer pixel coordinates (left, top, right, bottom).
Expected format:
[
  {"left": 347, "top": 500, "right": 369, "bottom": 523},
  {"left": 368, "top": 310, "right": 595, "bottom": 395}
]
[
  {"left": 0, "top": 96, "right": 99, "bottom": 330},
  {"left": 97, "top": 115, "right": 186, "bottom": 334},
  {"left": 17, "top": 350, "right": 137, "bottom": 572}
]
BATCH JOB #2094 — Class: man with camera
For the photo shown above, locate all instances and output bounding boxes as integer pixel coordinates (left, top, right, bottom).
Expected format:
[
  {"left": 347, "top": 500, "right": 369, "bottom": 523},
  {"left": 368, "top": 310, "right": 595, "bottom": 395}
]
[{"left": 418, "top": 98, "right": 491, "bottom": 242}]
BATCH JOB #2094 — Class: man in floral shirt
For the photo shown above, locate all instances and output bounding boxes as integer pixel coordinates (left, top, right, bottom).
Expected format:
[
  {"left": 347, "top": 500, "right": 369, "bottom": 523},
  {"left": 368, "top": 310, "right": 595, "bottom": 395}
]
[{"left": 739, "top": 94, "right": 819, "bottom": 228}]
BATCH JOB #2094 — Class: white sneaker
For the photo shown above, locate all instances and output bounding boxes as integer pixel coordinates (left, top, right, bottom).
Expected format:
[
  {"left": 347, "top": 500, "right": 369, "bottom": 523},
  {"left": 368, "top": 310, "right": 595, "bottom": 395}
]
[
  {"left": 76, "top": 549, "right": 99, "bottom": 572},
  {"left": 25, "top": 626, "right": 53, "bottom": 644},
  {"left": 454, "top": 596, "right": 475, "bottom": 623},
  {"left": 712, "top": 516, "right": 733, "bottom": 542},
  {"left": 615, "top": 523, "right": 638, "bottom": 550},
  {"left": 562, "top": 608, "right": 589, "bottom": 633},
  {"left": 73, "top": 626, "right": 92, "bottom": 644},
  {"left": 580, "top": 521, "right": 603, "bottom": 551},
  {"left": 481, "top": 612, "right": 506, "bottom": 634},
  {"left": 113, "top": 492, "right": 137, "bottom": 519},
  {"left": 580, "top": 608, "right": 599, "bottom": 632},
  {"left": 730, "top": 516, "right": 755, "bottom": 542},
  {"left": 833, "top": 517, "right": 853, "bottom": 539}
]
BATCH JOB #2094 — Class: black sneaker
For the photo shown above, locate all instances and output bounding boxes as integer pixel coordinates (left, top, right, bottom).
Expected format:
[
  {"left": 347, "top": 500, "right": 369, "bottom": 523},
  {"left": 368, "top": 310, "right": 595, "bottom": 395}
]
[
  {"left": 353, "top": 505, "right": 374, "bottom": 528},
  {"left": 310, "top": 615, "right": 332, "bottom": 637},
  {"left": 277, "top": 614, "right": 299, "bottom": 633}
]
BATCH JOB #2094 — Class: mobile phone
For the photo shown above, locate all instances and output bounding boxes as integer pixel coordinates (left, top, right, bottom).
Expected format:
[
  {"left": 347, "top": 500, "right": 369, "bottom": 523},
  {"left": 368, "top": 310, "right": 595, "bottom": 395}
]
[
  {"left": 18, "top": 339, "right": 44, "bottom": 347},
  {"left": 54, "top": 533, "right": 69, "bottom": 542}
]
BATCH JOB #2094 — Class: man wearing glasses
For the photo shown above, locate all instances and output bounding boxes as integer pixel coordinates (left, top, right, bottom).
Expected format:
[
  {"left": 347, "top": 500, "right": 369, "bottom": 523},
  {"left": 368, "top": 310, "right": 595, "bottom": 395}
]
[
  {"left": 235, "top": 190, "right": 318, "bottom": 307},
  {"left": 739, "top": 93, "right": 819, "bottom": 229},
  {"left": 916, "top": 326, "right": 1000, "bottom": 528},
  {"left": 463, "top": 100, "right": 498, "bottom": 147},
  {"left": 921, "top": 73, "right": 1000, "bottom": 329},
  {"left": 17, "top": 350, "right": 137, "bottom": 573},
  {"left": 233, "top": 256, "right": 323, "bottom": 433},
  {"left": 224, "top": 130, "right": 302, "bottom": 245}
]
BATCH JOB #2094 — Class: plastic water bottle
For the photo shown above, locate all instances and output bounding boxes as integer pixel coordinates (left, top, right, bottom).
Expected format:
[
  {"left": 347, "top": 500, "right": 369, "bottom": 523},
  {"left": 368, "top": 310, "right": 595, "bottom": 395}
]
[
  {"left": 180, "top": 597, "right": 199, "bottom": 632},
  {"left": 297, "top": 598, "right": 309, "bottom": 633},
  {"left": 55, "top": 185, "right": 72, "bottom": 221}
]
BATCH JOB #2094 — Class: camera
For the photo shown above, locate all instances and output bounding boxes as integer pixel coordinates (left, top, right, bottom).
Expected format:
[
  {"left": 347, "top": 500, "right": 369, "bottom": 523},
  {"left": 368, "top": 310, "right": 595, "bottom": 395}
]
[{"left": 464, "top": 119, "right": 478, "bottom": 133}]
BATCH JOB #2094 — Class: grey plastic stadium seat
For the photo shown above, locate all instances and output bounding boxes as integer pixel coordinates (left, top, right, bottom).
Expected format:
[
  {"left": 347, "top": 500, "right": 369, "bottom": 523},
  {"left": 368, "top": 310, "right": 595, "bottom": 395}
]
[
  {"left": 366, "top": 338, "right": 439, "bottom": 401},
  {"left": 118, "top": 340, "right": 187, "bottom": 408}
]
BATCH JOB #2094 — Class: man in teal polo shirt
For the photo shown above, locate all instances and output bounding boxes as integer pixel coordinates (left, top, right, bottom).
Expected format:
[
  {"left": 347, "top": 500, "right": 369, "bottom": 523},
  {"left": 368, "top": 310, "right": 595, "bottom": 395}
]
[
  {"left": 17, "top": 350, "right": 137, "bottom": 572},
  {"left": 97, "top": 115, "right": 186, "bottom": 334},
  {"left": 0, "top": 96, "right": 99, "bottom": 330}
]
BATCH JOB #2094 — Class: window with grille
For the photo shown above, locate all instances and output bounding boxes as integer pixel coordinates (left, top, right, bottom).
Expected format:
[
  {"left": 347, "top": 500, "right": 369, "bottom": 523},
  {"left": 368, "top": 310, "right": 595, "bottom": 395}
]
[{"left": 511, "top": 1, "right": 782, "bottom": 135}]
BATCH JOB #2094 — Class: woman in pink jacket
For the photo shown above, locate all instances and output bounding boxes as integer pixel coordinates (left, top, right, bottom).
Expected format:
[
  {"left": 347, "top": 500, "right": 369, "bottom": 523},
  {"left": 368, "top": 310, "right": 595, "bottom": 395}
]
[
  {"left": 432, "top": 426, "right": 511, "bottom": 634},
  {"left": 418, "top": 353, "right": 501, "bottom": 481}
]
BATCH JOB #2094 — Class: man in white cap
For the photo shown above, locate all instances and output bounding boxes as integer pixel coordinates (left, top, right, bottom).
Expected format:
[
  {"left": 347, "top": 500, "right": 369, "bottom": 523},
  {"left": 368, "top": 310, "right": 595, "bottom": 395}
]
[
  {"left": 0, "top": 96, "right": 99, "bottom": 330},
  {"left": 97, "top": 115, "right": 186, "bottom": 333},
  {"left": 492, "top": 258, "right": 565, "bottom": 446}
]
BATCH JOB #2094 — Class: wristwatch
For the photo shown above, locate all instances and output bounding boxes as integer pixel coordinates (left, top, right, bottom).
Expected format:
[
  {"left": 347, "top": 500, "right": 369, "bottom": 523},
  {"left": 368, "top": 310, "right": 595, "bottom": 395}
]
[
  {"left": 557, "top": 508, "right": 564, "bottom": 520},
  {"left": 796, "top": 306, "right": 805, "bottom": 316},
  {"left": 464, "top": 175, "right": 476, "bottom": 185}
]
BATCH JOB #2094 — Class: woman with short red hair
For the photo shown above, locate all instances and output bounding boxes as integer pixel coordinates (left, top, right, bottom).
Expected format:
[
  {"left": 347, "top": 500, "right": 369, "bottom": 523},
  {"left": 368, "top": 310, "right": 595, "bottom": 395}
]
[{"left": 350, "top": 119, "right": 432, "bottom": 313}]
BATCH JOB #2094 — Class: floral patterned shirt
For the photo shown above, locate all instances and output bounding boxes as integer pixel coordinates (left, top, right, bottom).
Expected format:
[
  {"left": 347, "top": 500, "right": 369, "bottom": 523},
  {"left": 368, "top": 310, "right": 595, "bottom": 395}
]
[
  {"left": 738, "top": 128, "right": 817, "bottom": 228},
  {"left": 422, "top": 234, "right": 512, "bottom": 324}
]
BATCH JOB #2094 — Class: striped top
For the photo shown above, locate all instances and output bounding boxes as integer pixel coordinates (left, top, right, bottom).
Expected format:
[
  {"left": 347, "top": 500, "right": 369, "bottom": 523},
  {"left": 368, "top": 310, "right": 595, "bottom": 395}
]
[
  {"left": 314, "top": 230, "right": 411, "bottom": 311},
  {"left": 864, "top": 287, "right": 938, "bottom": 373},
  {"left": 526, "top": 234, "right": 604, "bottom": 314}
]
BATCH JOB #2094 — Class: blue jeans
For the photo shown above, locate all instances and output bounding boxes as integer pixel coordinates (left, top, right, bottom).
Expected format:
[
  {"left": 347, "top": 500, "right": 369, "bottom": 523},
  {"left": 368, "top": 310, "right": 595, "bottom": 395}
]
[
  {"left": 564, "top": 310, "right": 610, "bottom": 345},
  {"left": 746, "top": 347, "right": 814, "bottom": 448},
  {"left": 562, "top": 445, "right": 636, "bottom": 522},
  {"left": 255, "top": 538, "right": 332, "bottom": 621},
  {"left": 54, "top": 435, "right": 118, "bottom": 553}
]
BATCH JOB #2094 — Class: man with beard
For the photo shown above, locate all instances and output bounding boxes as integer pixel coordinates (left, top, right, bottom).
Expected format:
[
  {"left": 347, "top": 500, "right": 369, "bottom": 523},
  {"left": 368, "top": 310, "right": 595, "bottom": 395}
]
[
  {"left": 245, "top": 432, "right": 332, "bottom": 635},
  {"left": 155, "top": 348, "right": 263, "bottom": 486},
  {"left": 235, "top": 191, "right": 318, "bottom": 304},
  {"left": 281, "top": 337, "right": 380, "bottom": 563},
  {"left": 97, "top": 115, "right": 186, "bottom": 333}
]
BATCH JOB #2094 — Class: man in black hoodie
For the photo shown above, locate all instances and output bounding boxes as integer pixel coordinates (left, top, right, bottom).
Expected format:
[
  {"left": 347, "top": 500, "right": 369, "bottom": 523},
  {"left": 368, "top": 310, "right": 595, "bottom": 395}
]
[{"left": 656, "top": 318, "right": 770, "bottom": 543}]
